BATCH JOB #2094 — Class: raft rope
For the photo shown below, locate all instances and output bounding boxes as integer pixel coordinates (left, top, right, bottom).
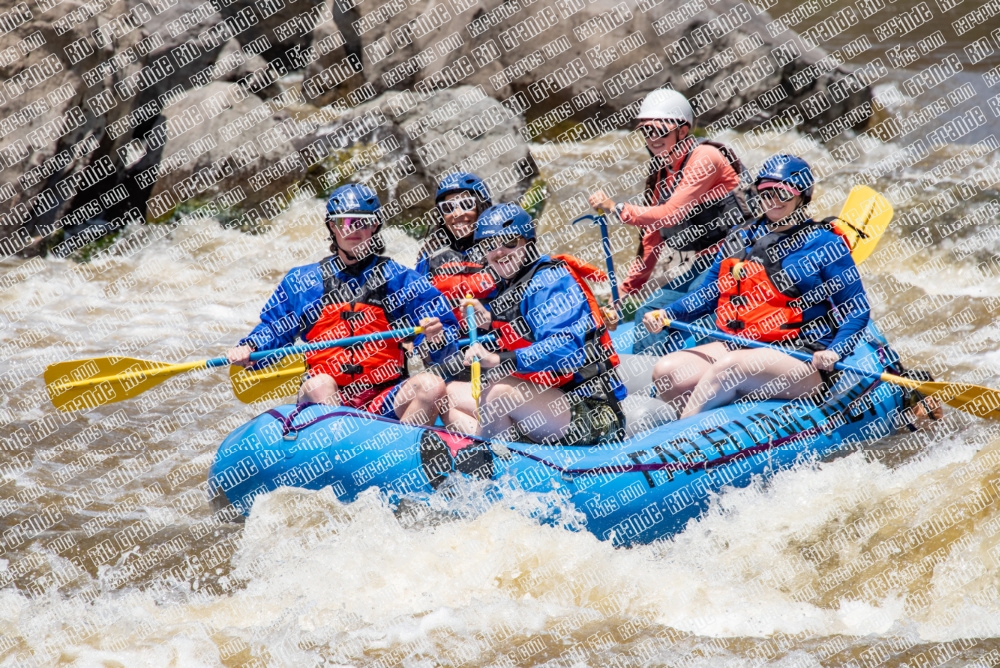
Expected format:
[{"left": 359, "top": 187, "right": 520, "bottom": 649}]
[
  {"left": 505, "top": 379, "right": 885, "bottom": 478},
  {"left": 264, "top": 402, "right": 329, "bottom": 439},
  {"left": 260, "top": 378, "right": 884, "bottom": 477},
  {"left": 263, "top": 403, "right": 489, "bottom": 446}
]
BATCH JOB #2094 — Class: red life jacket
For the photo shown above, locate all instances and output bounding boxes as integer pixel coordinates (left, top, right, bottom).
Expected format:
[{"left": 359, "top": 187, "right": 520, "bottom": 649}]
[
  {"left": 715, "top": 222, "right": 850, "bottom": 343},
  {"left": 423, "top": 246, "right": 497, "bottom": 309},
  {"left": 302, "top": 257, "right": 405, "bottom": 397},
  {"left": 489, "top": 255, "right": 620, "bottom": 388}
]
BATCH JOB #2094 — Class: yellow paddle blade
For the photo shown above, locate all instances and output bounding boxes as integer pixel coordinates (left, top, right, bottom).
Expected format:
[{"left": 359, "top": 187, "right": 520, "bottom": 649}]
[
  {"left": 880, "top": 373, "right": 1000, "bottom": 421},
  {"left": 45, "top": 356, "right": 204, "bottom": 412},
  {"left": 230, "top": 355, "right": 307, "bottom": 404},
  {"left": 834, "top": 185, "right": 893, "bottom": 264}
]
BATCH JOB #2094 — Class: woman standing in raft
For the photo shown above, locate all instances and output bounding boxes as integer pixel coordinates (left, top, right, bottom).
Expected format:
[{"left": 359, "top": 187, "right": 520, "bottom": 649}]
[
  {"left": 588, "top": 89, "right": 751, "bottom": 354},
  {"left": 643, "top": 155, "right": 870, "bottom": 418},
  {"left": 446, "top": 203, "right": 627, "bottom": 445},
  {"left": 226, "top": 184, "right": 460, "bottom": 426}
]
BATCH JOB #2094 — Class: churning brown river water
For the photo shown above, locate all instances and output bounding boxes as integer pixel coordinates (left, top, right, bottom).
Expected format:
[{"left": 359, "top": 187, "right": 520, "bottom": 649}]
[{"left": 5, "top": 4, "right": 1000, "bottom": 665}]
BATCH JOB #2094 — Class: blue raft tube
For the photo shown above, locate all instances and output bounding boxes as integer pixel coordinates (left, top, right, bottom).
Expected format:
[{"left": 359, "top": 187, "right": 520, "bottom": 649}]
[{"left": 210, "top": 322, "right": 907, "bottom": 547}]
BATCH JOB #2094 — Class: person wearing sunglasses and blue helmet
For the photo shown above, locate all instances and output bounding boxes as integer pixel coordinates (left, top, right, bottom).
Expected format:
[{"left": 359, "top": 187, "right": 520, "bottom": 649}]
[
  {"left": 416, "top": 172, "right": 498, "bottom": 321},
  {"left": 639, "top": 155, "right": 882, "bottom": 418},
  {"left": 226, "top": 183, "right": 461, "bottom": 425},
  {"left": 446, "top": 203, "right": 627, "bottom": 445}
]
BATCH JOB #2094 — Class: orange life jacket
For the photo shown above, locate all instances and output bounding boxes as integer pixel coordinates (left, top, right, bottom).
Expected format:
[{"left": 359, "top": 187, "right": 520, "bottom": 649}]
[
  {"left": 715, "top": 222, "right": 851, "bottom": 343},
  {"left": 302, "top": 257, "right": 405, "bottom": 397},
  {"left": 489, "top": 255, "right": 620, "bottom": 388}
]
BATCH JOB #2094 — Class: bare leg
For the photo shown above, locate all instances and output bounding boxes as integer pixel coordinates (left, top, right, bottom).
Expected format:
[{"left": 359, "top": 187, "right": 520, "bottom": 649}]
[
  {"left": 650, "top": 342, "right": 729, "bottom": 410},
  {"left": 479, "top": 379, "right": 573, "bottom": 443},
  {"left": 443, "top": 381, "right": 479, "bottom": 434},
  {"left": 391, "top": 372, "right": 447, "bottom": 426},
  {"left": 680, "top": 348, "right": 823, "bottom": 418},
  {"left": 299, "top": 374, "right": 340, "bottom": 405}
]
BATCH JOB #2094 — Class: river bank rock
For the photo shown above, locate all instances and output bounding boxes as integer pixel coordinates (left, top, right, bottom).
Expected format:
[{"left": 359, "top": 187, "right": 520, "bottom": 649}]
[
  {"left": 0, "top": 0, "right": 149, "bottom": 258},
  {"left": 302, "top": 0, "right": 870, "bottom": 134},
  {"left": 215, "top": 0, "right": 328, "bottom": 72},
  {"left": 1, "top": 0, "right": 876, "bottom": 259},
  {"left": 0, "top": 0, "right": 237, "bottom": 258},
  {"left": 296, "top": 85, "right": 537, "bottom": 215},
  {"left": 143, "top": 82, "right": 307, "bottom": 219}
]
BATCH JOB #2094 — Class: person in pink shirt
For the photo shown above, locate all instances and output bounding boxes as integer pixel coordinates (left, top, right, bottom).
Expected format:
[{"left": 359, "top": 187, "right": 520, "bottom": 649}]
[{"left": 588, "top": 89, "right": 751, "bottom": 355}]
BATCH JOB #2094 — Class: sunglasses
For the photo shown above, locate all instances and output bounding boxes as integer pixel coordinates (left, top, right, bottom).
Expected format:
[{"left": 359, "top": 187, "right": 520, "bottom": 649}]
[
  {"left": 328, "top": 216, "right": 379, "bottom": 233},
  {"left": 438, "top": 196, "right": 477, "bottom": 215},
  {"left": 758, "top": 188, "right": 798, "bottom": 206},
  {"left": 637, "top": 123, "right": 680, "bottom": 140},
  {"left": 480, "top": 235, "right": 523, "bottom": 252}
]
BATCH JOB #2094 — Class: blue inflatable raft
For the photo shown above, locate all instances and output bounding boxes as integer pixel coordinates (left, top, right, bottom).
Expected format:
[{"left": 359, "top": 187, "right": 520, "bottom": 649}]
[{"left": 210, "top": 323, "right": 907, "bottom": 546}]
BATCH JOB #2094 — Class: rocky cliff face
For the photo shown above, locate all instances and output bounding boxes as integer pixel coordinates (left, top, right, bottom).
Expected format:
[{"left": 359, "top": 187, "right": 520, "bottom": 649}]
[
  {"left": 301, "top": 0, "right": 870, "bottom": 134},
  {"left": 0, "top": 0, "right": 872, "bottom": 258}
]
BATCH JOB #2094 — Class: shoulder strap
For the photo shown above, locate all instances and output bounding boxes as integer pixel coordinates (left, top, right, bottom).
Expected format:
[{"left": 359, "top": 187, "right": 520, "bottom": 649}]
[
  {"left": 698, "top": 139, "right": 744, "bottom": 177},
  {"left": 350, "top": 256, "right": 390, "bottom": 308},
  {"left": 550, "top": 254, "right": 607, "bottom": 282},
  {"left": 491, "top": 258, "right": 556, "bottom": 319}
]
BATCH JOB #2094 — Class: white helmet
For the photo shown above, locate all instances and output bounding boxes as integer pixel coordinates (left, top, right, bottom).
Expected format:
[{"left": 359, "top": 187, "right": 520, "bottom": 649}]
[{"left": 635, "top": 89, "right": 694, "bottom": 126}]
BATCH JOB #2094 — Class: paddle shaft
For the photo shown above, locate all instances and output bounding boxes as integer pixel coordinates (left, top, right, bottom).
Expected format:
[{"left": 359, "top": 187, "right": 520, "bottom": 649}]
[
  {"left": 466, "top": 299, "right": 481, "bottom": 402},
  {"left": 660, "top": 318, "right": 883, "bottom": 381},
  {"left": 596, "top": 209, "right": 621, "bottom": 306},
  {"left": 572, "top": 210, "right": 621, "bottom": 309},
  {"left": 242, "top": 327, "right": 422, "bottom": 364},
  {"left": 457, "top": 331, "right": 496, "bottom": 347},
  {"left": 54, "top": 327, "right": 423, "bottom": 390}
]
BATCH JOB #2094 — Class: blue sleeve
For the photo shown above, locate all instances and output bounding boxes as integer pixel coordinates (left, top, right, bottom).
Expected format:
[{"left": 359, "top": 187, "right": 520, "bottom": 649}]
[
  {"left": 384, "top": 262, "right": 460, "bottom": 364},
  {"left": 516, "top": 268, "right": 595, "bottom": 376},
  {"left": 821, "top": 240, "right": 870, "bottom": 356},
  {"left": 239, "top": 270, "right": 307, "bottom": 351},
  {"left": 664, "top": 255, "right": 722, "bottom": 322}
]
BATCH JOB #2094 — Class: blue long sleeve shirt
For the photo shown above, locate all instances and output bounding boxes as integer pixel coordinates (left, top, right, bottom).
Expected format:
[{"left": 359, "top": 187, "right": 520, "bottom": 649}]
[
  {"left": 665, "top": 220, "right": 870, "bottom": 356},
  {"left": 239, "top": 255, "right": 460, "bottom": 364},
  {"left": 486, "top": 256, "right": 627, "bottom": 401}
]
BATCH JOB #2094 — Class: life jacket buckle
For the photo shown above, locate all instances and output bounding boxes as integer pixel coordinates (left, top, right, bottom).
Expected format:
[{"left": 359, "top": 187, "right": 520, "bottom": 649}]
[
  {"left": 727, "top": 320, "right": 745, "bottom": 330},
  {"left": 729, "top": 295, "right": 748, "bottom": 307},
  {"left": 340, "top": 363, "right": 364, "bottom": 375}
]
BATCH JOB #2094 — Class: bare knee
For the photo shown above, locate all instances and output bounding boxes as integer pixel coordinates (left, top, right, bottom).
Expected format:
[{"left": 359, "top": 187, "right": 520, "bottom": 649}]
[
  {"left": 713, "top": 352, "right": 742, "bottom": 369},
  {"left": 652, "top": 358, "right": 674, "bottom": 382},
  {"left": 300, "top": 374, "right": 338, "bottom": 404},
  {"left": 653, "top": 358, "right": 699, "bottom": 393},
  {"left": 446, "top": 381, "right": 467, "bottom": 403},
  {"left": 410, "top": 373, "right": 446, "bottom": 402},
  {"left": 483, "top": 380, "right": 517, "bottom": 403}
]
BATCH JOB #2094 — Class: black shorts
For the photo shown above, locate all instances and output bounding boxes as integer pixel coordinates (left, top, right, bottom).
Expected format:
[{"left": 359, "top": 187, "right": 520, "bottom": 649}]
[{"left": 555, "top": 394, "right": 626, "bottom": 446}]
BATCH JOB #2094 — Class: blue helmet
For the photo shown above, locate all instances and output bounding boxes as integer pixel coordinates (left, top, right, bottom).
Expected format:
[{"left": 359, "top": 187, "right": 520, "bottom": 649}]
[
  {"left": 755, "top": 155, "right": 814, "bottom": 198},
  {"left": 474, "top": 203, "right": 535, "bottom": 240},
  {"left": 326, "top": 183, "right": 381, "bottom": 218},
  {"left": 435, "top": 172, "right": 492, "bottom": 205}
]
